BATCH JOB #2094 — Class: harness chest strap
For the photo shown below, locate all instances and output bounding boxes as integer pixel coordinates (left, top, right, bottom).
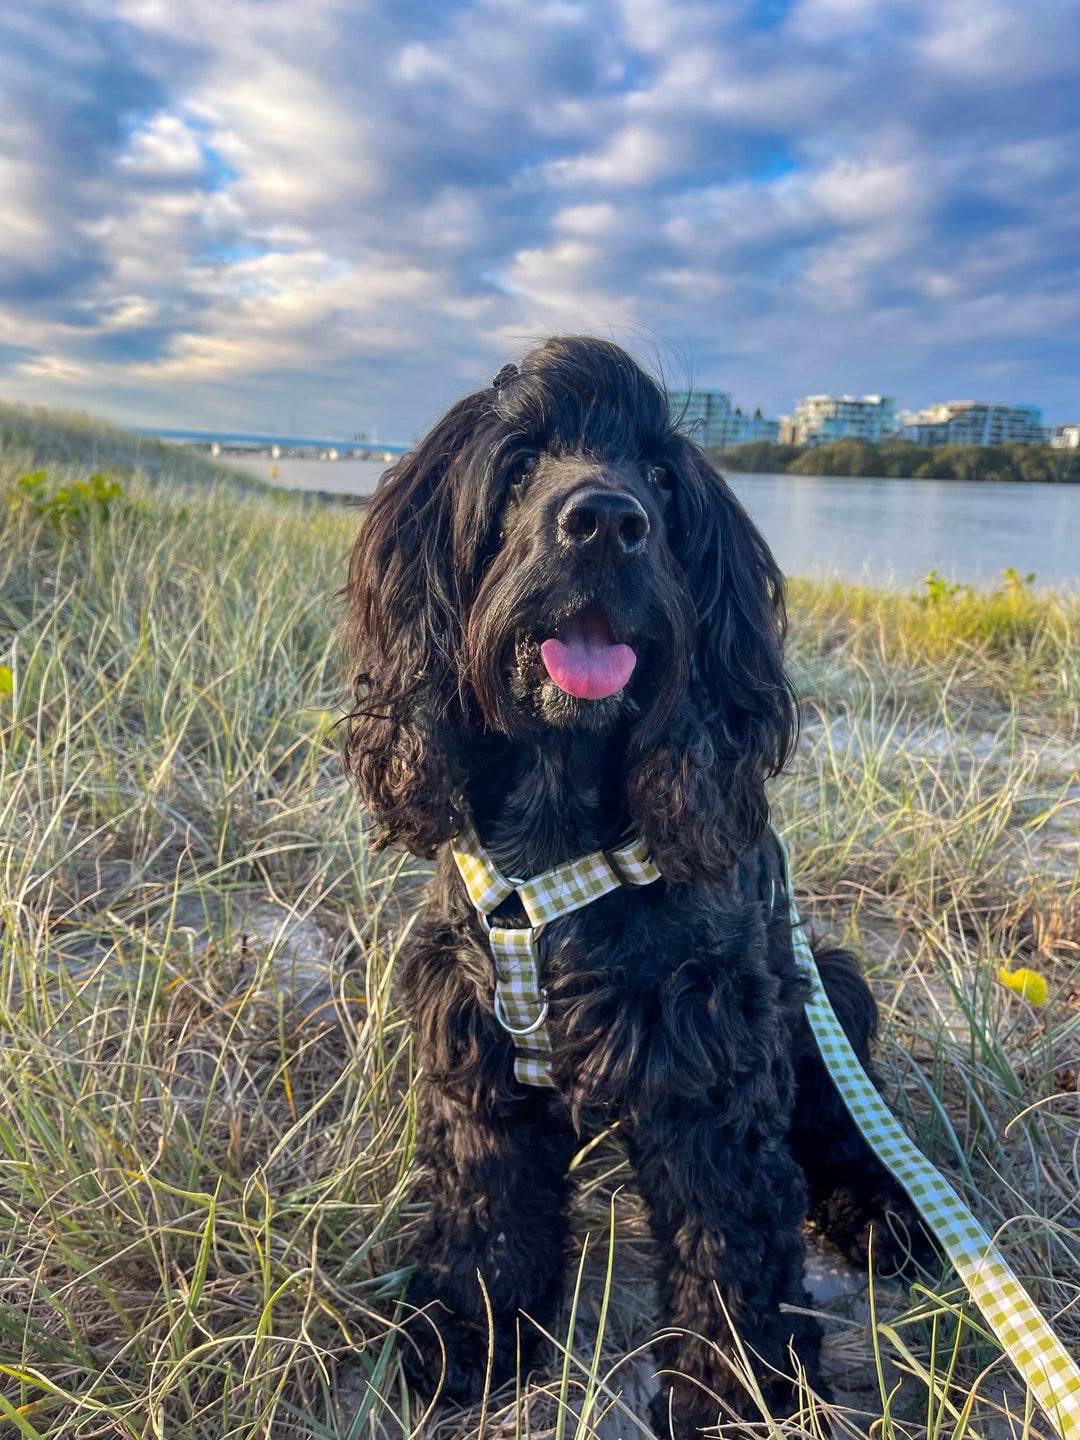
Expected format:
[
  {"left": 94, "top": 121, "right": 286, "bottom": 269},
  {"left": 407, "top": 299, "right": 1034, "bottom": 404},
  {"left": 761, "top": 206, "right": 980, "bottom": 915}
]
[{"left": 451, "top": 817, "right": 660, "bottom": 1086}]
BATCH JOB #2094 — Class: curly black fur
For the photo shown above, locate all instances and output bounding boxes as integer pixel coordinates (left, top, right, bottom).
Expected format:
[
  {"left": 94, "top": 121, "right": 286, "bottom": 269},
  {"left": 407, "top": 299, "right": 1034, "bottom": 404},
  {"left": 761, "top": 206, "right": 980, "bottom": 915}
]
[{"left": 343, "top": 337, "right": 930, "bottom": 1437}]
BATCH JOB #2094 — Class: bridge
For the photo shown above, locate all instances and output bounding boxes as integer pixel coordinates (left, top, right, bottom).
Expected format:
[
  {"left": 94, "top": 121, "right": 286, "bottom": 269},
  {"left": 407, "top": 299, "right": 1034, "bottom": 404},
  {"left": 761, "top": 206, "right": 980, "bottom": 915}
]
[{"left": 134, "top": 426, "right": 409, "bottom": 458}]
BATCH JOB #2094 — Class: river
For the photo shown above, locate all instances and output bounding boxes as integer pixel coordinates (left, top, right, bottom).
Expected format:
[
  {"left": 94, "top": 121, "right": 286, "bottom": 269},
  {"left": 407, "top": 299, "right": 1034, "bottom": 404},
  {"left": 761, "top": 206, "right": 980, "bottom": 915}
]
[{"left": 233, "top": 455, "right": 1080, "bottom": 589}]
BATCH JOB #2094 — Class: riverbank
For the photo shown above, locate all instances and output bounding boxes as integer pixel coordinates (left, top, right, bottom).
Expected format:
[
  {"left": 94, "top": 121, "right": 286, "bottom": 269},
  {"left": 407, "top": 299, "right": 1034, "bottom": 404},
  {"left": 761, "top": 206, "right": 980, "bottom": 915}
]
[
  {"left": 712, "top": 436, "right": 1080, "bottom": 482},
  {"left": 1, "top": 459, "right": 1077, "bottom": 1438}
]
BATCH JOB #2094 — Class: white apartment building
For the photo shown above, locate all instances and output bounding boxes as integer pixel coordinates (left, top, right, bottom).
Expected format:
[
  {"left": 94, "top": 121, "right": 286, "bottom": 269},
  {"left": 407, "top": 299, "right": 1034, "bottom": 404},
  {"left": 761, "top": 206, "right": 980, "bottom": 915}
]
[
  {"left": 897, "top": 402, "right": 1047, "bottom": 446},
  {"left": 786, "top": 394, "right": 897, "bottom": 446},
  {"left": 1050, "top": 424, "right": 1080, "bottom": 449},
  {"left": 670, "top": 389, "right": 780, "bottom": 448}
]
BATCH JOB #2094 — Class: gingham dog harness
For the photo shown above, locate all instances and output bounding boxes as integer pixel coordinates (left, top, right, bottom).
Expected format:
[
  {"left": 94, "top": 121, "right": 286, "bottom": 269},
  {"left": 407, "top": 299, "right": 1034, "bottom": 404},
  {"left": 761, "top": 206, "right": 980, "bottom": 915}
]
[
  {"left": 451, "top": 817, "right": 661, "bottom": 1086},
  {"left": 450, "top": 816, "right": 1080, "bottom": 1434}
]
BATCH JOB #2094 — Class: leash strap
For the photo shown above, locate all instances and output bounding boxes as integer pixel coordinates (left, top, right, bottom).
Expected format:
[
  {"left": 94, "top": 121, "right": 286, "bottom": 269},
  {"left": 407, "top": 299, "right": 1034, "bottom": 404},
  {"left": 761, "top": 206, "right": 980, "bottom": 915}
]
[
  {"left": 771, "top": 826, "right": 1080, "bottom": 1437},
  {"left": 451, "top": 819, "right": 660, "bottom": 1085}
]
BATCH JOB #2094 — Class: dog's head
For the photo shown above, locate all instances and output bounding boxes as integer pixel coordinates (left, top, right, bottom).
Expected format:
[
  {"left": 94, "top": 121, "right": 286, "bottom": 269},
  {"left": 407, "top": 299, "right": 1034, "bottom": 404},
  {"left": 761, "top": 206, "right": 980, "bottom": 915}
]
[{"left": 344, "top": 335, "right": 796, "bottom": 880}]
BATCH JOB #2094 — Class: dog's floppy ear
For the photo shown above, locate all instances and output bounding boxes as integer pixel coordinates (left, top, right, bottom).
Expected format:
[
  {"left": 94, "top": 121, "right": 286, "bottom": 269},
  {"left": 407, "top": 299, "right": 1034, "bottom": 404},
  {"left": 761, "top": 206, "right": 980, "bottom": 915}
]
[
  {"left": 343, "top": 391, "right": 491, "bottom": 854},
  {"left": 629, "top": 438, "right": 797, "bottom": 882}
]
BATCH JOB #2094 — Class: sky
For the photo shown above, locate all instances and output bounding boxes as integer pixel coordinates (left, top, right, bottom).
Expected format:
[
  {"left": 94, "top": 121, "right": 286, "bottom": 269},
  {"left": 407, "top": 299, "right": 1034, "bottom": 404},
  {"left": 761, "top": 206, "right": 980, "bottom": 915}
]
[{"left": 0, "top": 0, "right": 1078, "bottom": 442}]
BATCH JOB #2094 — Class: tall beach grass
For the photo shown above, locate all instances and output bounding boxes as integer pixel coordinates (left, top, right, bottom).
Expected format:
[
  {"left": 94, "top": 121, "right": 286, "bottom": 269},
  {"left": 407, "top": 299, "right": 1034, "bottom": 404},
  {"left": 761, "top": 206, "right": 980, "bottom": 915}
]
[{"left": 0, "top": 441, "right": 1077, "bottom": 1439}]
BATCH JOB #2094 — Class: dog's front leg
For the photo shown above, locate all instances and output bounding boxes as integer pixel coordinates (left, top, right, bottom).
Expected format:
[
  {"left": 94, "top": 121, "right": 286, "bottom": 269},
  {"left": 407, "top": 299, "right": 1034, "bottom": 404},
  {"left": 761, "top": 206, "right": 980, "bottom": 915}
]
[
  {"left": 401, "top": 1080, "right": 577, "bottom": 1406},
  {"left": 626, "top": 1098, "right": 826, "bottom": 1439}
]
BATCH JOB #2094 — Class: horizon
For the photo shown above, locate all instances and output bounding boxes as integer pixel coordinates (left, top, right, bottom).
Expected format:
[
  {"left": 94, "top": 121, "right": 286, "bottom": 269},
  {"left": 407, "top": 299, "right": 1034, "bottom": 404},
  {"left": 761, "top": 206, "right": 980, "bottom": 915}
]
[
  {"left": 0, "top": 386, "right": 1062, "bottom": 451},
  {"left": 1, "top": 1, "right": 1078, "bottom": 434}
]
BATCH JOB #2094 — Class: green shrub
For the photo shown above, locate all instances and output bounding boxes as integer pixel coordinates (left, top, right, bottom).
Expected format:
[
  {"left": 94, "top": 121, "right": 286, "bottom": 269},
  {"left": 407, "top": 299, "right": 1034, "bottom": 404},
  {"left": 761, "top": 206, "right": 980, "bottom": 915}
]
[{"left": 17, "top": 468, "right": 123, "bottom": 525}]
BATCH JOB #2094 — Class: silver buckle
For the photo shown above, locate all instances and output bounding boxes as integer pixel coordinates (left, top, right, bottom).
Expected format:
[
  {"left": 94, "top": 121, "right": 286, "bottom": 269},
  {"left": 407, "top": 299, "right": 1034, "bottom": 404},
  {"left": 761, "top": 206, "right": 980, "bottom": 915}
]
[{"left": 494, "top": 989, "right": 550, "bottom": 1036}]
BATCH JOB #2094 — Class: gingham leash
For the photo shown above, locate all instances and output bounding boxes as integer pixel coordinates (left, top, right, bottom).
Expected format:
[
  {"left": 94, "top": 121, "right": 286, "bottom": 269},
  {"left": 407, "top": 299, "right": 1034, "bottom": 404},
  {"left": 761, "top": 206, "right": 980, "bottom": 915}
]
[
  {"left": 451, "top": 817, "right": 661, "bottom": 1085},
  {"left": 770, "top": 826, "right": 1080, "bottom": 1437}
]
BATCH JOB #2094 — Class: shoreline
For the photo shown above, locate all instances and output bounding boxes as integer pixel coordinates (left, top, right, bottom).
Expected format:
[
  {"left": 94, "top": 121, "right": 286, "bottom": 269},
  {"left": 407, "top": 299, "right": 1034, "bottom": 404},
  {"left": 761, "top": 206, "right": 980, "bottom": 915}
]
[{"left": 725, "top": 468, "right": 1080, "bottom": 485}]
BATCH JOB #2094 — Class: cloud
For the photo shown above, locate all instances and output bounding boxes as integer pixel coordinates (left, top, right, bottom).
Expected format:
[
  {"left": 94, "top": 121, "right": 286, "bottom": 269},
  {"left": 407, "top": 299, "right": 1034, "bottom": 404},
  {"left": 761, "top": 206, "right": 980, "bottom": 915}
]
[
  {"left": 16, "top": 354, "right": 94, "bottom": 383},
  {"left": 0, "top": 152, "right": 52, "bottom": 265},
  {"left": 117, "top": 114, "right": 206, "bottom": 177},
  {"left": 918, "top": 0, "right": 1080, "bottom": 83},
  {"left": 541, "top": 124, "right": 677, "bottom": 187},
  {"left": 0, "top": 0, "right": 1077, "bottom": 435}
]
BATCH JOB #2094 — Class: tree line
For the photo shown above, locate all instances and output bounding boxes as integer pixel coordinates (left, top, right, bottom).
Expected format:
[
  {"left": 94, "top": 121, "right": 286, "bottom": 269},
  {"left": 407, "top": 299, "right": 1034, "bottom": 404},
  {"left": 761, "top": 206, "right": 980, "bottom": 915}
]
[{"left": 708, "top": 437, "right": 1080, "bottom": 482}]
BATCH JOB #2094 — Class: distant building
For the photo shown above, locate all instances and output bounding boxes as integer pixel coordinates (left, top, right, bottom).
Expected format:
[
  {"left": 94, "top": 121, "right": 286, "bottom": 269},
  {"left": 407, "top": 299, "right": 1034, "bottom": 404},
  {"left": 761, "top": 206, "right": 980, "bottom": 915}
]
[
  {"left": 897, "top": 402, "right": 1047, "bottom": 446},
  {"left": 1050, "top": 424, "right": 1080, "bottom": 449},
  {"left": 670, "top": 389, "right": 780, "bottom": 448},
  {"left": 725, "top": 408, "right": 781, "bottom": 446},
  {"left": 788, "top": 394, "right": 897, "bottom": 446}
]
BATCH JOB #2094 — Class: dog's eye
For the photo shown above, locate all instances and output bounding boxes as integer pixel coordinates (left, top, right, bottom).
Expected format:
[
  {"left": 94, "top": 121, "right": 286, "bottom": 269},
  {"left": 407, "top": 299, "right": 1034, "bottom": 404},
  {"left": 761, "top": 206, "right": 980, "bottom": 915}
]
[
  {"left": 647, "top": 464, "right": 674, "bottom": 491},
  {"left": 512, "top": 455, "right": 538, "bottom": 486}
]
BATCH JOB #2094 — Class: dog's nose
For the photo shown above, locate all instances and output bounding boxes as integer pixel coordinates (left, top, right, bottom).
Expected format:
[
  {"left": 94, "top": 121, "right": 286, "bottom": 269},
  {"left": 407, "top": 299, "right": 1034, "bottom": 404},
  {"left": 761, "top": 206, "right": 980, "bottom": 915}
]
[{"left": 556, "top": 490, "right": 649, "bottom": 556}]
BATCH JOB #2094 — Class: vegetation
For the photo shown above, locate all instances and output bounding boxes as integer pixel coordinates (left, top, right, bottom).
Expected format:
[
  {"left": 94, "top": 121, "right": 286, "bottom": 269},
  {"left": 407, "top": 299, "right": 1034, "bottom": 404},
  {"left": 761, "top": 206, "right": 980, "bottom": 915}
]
[
  {"left": 0, "top": 398, "right": 265, "bottom": 492},
  {"left": 712, "top": 435, "right": 1080, "bottom": 481},
  {"left": 0, "top": 433, "right": 1077, "bottom": 1438}
]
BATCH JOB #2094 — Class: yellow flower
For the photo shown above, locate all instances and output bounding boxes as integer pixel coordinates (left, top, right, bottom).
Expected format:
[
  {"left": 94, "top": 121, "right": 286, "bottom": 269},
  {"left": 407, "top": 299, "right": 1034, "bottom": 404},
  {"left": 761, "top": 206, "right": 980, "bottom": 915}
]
[
  {"left": 0, "top": 664, "right": 12, "bottom": 696},
  {"left": 998, "top": 966, "right": 1048, "bottom": 1006}
]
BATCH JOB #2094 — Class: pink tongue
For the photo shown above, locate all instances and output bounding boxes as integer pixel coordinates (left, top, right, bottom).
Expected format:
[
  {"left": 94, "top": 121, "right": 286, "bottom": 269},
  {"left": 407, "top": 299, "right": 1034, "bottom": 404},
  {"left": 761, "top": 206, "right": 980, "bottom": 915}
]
[{"left": 540, "top": 611, "right": 636, "bottom": 701}]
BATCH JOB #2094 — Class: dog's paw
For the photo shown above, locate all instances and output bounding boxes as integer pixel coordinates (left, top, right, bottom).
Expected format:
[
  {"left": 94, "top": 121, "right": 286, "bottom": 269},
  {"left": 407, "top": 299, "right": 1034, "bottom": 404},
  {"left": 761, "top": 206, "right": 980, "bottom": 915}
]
[
  {"left": 649, "top": 1382, "right": 718, "bottom": 1440},
  {"left": 869, "top": 1204, "right": 939, "bottom": 1283},
  {"left": 399, "top": 1301, "right": 490, "bottom": 1405},
  {"left": 399, "top": 1293, "right": 527, "bottom": 1407},
  {"left": 812, "top": 1179, "right": 939, "bottom": 1282},
  {"left": 650, "top": 1375, "right": 833, "bottom": 1440}
]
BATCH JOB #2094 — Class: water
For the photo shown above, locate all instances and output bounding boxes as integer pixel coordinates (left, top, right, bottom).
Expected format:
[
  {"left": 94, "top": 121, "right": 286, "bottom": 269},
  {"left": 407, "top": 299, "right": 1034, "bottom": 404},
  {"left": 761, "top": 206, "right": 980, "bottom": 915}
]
[
  {"left": 234, "top": 456, "right": 1080, "bottom": 589},
  {"left": 237, "top": 454, "right": 389, "bottom": 496},
  {"left": 724, "top": 473, "right": 1080, "bottom": 590}
]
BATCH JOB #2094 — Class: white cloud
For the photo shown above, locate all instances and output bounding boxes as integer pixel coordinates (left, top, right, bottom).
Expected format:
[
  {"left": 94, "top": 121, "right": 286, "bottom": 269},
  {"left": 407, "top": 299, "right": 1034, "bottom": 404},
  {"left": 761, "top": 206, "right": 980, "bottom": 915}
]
[
  {"left": 541, "top": 124, "right": 675, "bottom": 187},
  {"left": 497, "top": 237, "right": 638, "bottom": 333},
  {"left": 16, "top": 354, "right": 93, "bottom": 382},
  {"left": 0, "top": 0, "right": 1077, "bottom": 432},
  {"left": 117, "top": 114, "right": 205, "bottom": 176},
  {"left": 552, "top": 203, "right": 619, "bottom": 235},
  {"left": 918, "top": 0, "right": 1080, "bottom": 82},
  {"left": 787, "top": 0, "right": 901, "bottom": 42},
  {"left": 193, "top": 64, "right": 381, "bottom": 216},
  {"left": 97, "top": 296, "right": 161, "bottom": 328},
  {"left": 0, "top": 154, "right": 51, "bottom": 263}
]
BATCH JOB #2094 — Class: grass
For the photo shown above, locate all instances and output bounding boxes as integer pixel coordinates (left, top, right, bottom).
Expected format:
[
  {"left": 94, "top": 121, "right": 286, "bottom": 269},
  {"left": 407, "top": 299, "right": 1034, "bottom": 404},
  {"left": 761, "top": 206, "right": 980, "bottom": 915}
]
[
  {"left": 0, "top": 438, "right": 1077, "bottom": 1439},
  {"left": 0, "top": 400, "right": 270, "bottom": 494}
]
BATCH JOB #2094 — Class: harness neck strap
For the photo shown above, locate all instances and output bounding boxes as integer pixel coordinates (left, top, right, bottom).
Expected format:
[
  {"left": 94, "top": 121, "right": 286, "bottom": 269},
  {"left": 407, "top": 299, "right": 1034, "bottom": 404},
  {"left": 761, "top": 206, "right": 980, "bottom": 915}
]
[{"left": 452, "top": 818, "right": 661, "bottom": 926}]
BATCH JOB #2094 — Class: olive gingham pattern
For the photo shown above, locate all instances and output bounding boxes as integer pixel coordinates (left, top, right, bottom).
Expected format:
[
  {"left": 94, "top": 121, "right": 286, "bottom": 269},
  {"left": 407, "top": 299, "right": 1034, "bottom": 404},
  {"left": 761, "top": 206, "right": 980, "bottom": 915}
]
[
  {"left": 488, "top": 925, "right": 552, "bottom": 1086},
  {"left": 771, "top": 826, "right": 1080, "bottom": 1439},
  {"left": 452, "top": 819, "right": 661, "bottom": 1086},
  {"left": 453, "top": 818, "right": 661, "bottom": 926}
]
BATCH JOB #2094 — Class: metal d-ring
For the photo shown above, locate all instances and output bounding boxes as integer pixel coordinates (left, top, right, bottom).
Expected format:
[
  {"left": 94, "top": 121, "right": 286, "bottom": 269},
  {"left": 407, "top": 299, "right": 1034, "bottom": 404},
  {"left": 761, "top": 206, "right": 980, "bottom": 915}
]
[{"left": 494, "top": 989, "right": 550, "bottom": 1036}]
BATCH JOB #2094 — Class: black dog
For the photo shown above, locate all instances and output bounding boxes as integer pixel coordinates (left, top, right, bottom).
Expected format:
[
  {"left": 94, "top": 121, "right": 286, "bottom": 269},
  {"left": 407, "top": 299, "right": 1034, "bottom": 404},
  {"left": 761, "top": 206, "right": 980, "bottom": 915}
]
[{"left": 343, "top": 336, "right": 925, "bottom": 1436}]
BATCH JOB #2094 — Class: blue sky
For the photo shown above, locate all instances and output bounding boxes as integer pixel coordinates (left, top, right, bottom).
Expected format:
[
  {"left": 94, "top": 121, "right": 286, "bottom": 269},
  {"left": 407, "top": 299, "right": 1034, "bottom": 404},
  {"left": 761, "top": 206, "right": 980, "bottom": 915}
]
[{"left": 1, "top": 0, "right": 1078, "bottom": 440}]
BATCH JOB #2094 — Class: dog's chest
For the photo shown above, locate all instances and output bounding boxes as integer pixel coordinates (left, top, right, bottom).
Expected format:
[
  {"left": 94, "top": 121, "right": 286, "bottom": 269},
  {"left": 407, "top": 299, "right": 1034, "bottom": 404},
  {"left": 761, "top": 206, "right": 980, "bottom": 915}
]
[
  {"left": 481, "top": 880, "right": 786, "bottom": 1104},
  {"left": 465, "top": 855, "right": 672, "bottom": 1088},
  {"left": 452, "top": 799, "right": 785, "bottom": 1092},
  {"left": 537, "top": 887, "right": 659, "bottom": 978}
]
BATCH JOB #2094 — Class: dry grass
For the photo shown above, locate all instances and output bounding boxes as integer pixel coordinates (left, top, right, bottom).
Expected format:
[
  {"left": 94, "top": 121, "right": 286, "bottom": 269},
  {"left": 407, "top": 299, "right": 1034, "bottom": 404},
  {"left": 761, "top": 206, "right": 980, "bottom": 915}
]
[{"left": 0, "top": 449, "right": 1077, "bottom": 1439}]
